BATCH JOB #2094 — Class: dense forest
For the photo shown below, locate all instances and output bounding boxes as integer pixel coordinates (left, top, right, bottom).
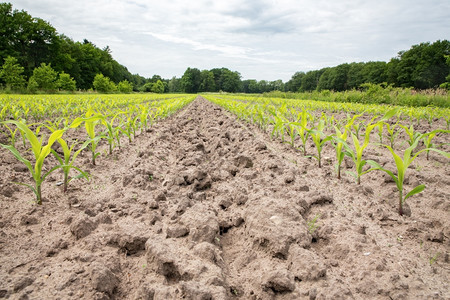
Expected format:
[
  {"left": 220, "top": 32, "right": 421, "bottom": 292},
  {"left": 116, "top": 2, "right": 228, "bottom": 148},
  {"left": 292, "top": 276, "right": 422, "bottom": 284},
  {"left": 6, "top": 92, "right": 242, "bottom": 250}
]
[{"left": 0, "top": 2, "right": 449, "bottom": 94}]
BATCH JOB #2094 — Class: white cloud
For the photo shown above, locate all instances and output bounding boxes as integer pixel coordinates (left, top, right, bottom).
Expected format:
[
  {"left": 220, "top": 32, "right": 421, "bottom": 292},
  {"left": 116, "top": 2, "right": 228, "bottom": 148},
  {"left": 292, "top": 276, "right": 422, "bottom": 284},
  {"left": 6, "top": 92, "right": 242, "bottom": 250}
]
[{"left": 11, "top": 0, "right": 450, "bottom": 81}]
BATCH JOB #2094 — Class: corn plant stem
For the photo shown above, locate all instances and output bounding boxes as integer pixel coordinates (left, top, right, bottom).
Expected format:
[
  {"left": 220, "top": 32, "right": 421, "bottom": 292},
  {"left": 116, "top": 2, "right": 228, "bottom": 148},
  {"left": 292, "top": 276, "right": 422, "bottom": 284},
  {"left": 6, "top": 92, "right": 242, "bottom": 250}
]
[
  {"left": 64, "top": 172, "right": 68, "bottom": 193},
  {"left": 37, "top": 185, "right": 42, "bottom": 205}
]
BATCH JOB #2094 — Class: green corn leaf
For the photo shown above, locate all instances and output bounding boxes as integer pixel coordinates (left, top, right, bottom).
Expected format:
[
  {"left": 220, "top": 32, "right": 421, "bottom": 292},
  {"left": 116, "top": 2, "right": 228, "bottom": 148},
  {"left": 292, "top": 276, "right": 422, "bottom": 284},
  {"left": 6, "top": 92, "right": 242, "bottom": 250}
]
[
  {"left": 51, "top": 149, "right": 64, "bottom": 165},
  {"left": 0, "top": 143, "right": 34, "bottom": 175},
  {"left": 35, "top": 129, "right": 65, "bottom": 177},
  {"left": 3, "top": 120, "right": 41, "bottom": 159},
  {"left": 42, "top": 165, "right": 66, "bottom": 181},
  {"left": 12, "top": 181, "right": 37, "bottom": 197},
  {"left": 404, "top": 185, "right": 425, "bottom": 202},
  {"left": 379, "top": 108, "right": 399, "bottom": 122},
  {"left": 68, "top": 166, "right": 90, "bottom": 182}
]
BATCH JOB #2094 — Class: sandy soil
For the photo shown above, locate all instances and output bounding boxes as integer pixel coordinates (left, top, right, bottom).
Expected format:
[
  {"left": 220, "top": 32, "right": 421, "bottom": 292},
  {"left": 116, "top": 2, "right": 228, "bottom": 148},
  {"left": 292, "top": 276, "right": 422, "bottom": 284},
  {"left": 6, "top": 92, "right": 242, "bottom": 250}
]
[{"left": 0, "top": 96, "right": 449, "bottom": 299}]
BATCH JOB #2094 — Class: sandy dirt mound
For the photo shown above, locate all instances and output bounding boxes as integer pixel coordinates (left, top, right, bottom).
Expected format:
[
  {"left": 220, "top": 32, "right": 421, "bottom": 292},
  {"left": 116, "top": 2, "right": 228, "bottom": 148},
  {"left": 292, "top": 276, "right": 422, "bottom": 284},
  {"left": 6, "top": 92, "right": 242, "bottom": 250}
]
[{"left": 0, "top": 96, "right": 448, "bottom": 299}]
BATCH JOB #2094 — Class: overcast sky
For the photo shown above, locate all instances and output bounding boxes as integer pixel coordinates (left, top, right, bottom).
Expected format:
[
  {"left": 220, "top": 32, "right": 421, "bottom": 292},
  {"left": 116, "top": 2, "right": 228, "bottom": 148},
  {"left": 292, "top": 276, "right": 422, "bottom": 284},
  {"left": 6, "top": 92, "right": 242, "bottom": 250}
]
[{"left": 11, "top": 0, "right": 450, "bottom": 81}]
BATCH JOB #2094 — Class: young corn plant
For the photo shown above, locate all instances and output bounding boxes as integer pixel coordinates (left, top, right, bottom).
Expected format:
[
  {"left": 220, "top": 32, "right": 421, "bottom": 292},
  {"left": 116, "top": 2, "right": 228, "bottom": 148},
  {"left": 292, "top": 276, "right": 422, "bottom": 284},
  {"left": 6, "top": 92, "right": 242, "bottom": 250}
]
[
  {"left": 367, "top": 138, "right": 449, "bottom": 216},
  {"left": 376, "top": 121, "right": 384, "bottom": 144},
  {"left": 138, "top": 104, "right": 150, "bottom": 134},
  {"left": 352, "top": 121, "right": 364, "bottom": 140},
  {"left": 298, "top": 110, "right": 312, "bottom": 156},
  {"left": 399, "top": 124, "right": 422, "bottom": 149},
  {"left": 332, "top": 114, "right": 361, "bottom": 179},
  {"left": 0, "top": 120, "right": 66, "bottom": 205},
  {"left": 285, "top": 115, "right": 302, "bottom": 148},
  {"left": 384, "top": 121, "right": 401, "bottom": 149},
  {"left": 270, "top": 112, "right": 286, "bottom": 142},
  {"left": 340, "top": 109, "right": 398, "bottom": 184},
  {"left": 308, "top": 119, "right": 333, "bottom": 168},
  {"left": 422, "top": 130, "right": 450, "bottom": 160},
  {"left": 123, "top": 111, "right": 140, "bottom": 143},
  {"left": 83, "top": 109, "right": 104, "bottom": 165},
  {"left": 100, "top": 112, "right": 124, "bottom": 155},
  {"left": 339, "top": 125, "right": 377, "bottom": 184},
  {"left": 253, "top": 105, "right": 270, "bottom": 131},
  {"left": 51, "top": 138, "right": 93, "bottom": 193},
  {"left": 3, "top": 123, "right": 19, "bottom": 148}
]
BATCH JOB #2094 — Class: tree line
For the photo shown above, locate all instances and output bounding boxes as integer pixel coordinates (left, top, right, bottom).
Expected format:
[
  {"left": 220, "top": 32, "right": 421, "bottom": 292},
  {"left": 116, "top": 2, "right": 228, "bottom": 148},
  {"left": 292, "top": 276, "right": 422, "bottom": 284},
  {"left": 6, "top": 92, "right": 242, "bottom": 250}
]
[
  {"left": 0, "top": 2, "right": 449, "bottom": 94},
  {"left": 285, "top": 40, "right": 450, "bottom": 92}
]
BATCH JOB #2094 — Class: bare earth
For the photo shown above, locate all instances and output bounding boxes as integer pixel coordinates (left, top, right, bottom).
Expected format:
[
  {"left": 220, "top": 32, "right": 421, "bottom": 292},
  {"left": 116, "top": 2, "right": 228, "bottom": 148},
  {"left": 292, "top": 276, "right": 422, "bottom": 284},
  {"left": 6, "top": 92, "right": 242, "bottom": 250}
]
[{"left": 0, "top": 96, "right": 449, "bottom": 299}]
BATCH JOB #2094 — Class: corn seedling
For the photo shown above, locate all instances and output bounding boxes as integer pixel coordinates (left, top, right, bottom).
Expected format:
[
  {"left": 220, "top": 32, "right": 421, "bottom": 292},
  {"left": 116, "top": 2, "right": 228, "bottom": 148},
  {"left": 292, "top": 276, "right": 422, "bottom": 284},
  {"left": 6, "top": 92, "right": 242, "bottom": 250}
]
[
  {"left": 123, "top": 111, "right": 139, "bottom": 143},
  {"left": 270, "top": 113, "right": 286, "bottom": 142},
  {"left": 399, "top": 124, "right": 422, "bottom": 149},
  {"left": 307, "top": 214, "right": 321, "bottom": 234},
  {"left": 429, "top": 253, "right": 440, "bottom": 265},
  {"left": 298, "top": 110, "right": 311, "bottom": 156},
  {"left": 376, "top": 121, "right": 384, "bottom": 144},
  {"left": 254, "top": 105, "right": 269, "bottom": 131},
  {"left": 367, "top": 138, "right": 449, "bottom": 215},
  {"left": 352, "top": 121, "right": 364, "bottom": 140},
  {"left": 100, "top": 112, "right": 124, "bottom": 155},
  {"left": 384, "top": 121, "right": 401, "bottom": 149},
  {"left": 285, "top": 119, "right": 300, "bottom": 148},
  {"left": 308, "top": 119, "right": 333, "bottom": 168},
  {"left": 332, "top": 114, "right": 361, "bottom": 179},
  {"left": 82, "top": 109, "right": 104, "bottom": 165},
  {"left": 51, "top": 138, "right": 93, "bottom": 193},
  {"left": 422, "top": 130, "right": 449, "bottom": 160},
  {"left": 138, "top": 104, "right": 150, "bottom": 133},
  {"left": 338, "top": 122, "right": 377, "bottom": 184},
  {"left": 3, "top": 123, "right": 19, "bottom": 148},
  {"left": 341, "top": 109, "right": 398, "bottom": 184},
  {"left": 0, "top": 120, "right": 66, "bottom": 204}
]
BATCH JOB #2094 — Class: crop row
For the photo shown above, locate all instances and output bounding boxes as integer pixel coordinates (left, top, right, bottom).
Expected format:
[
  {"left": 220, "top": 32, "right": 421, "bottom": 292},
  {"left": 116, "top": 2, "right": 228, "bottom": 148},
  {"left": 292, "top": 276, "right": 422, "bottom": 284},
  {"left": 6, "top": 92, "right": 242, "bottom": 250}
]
[
  {"left": 212, "top": 94, "right": 450, "bottom": 128},
  {"left": 0, "top": 95, "right": 195, "bottom": 205},
  {"left": 0, "top": 94, "right": 192, "bottom": 122},
  {"left": 204, "top": 94, "right": 449, "bottom": 216}
]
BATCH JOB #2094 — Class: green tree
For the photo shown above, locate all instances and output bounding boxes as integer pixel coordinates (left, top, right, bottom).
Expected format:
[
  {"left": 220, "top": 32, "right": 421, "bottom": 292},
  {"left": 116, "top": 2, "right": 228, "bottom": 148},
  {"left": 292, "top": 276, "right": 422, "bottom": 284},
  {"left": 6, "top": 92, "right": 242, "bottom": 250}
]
[
  {"left": 269, "top": 79, "right": 284, "bottom": 91},
  {"left": 168, "top": 76, "right": 182, "bottom": 93},
  {"left": 300, "top": 69, "right": 325, "bottom": 91},
  {"left": 285, "top": 72, "right": 305, "bottom": 92},
  {"left": 388, "top": 40, "right": 450, "bottom": 88},
  {"left": 151, "top": 80, "right": 164, "bottom": 93},
  {"left": 199, "top": 70, "right": 216, "bottom": 92},
  {"left": 0, "top": 56, "right": 26, "bottom": 90},
  {"left": 29, "top": 62, "right": 58, "bottom": 91},
  {"left": 0, "top": 3, "right": 60, "bottom": 77},
  {"left": 346, "top": 62, "right": 365, "bottom": 89},
  {"left": 27, "top": 76, "right": 38, "bottom": 93},
  {"left": 221, "top": 68, "right": 242, "bottom": 92},
  {"left": 56, "top": 71, "right": 76, "bottom": 91},
  {"left": 209, "top": 67, "right": 243, "bottom": 92},
  {"left": 93, "top": 73, "right": 116, "bottom": 93},
  {"left": 117, "top": 80, "right": 133, "bottom": 93},
  {"left": 317, "top": 64, "right": 350, "bottom": 91},
  {"left": 439, "top": 55, "right": 450, "bottom": 89},
  {"left": 362, "top": 61, "right": 387, "bottom": 84},
  {"left": 317, "top": 68, "right": 332, "bottom": 91},
  {"left": 139, "top": 82, "right": 153, "bottom": 92},
  {"left": 181, "top": 67, "right": 201, "bottom": 93}
]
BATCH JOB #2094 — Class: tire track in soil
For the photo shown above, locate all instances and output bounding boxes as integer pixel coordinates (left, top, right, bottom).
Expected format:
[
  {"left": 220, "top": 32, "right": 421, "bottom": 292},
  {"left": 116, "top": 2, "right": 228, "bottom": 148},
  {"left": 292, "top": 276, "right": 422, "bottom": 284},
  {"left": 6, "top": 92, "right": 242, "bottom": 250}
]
[{"left": 1, "top": 96, "right": 448, "bottom": 299}]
